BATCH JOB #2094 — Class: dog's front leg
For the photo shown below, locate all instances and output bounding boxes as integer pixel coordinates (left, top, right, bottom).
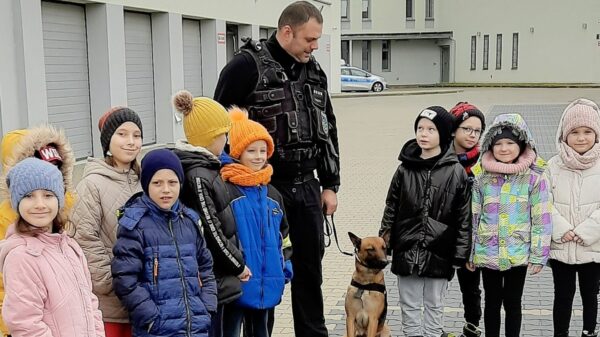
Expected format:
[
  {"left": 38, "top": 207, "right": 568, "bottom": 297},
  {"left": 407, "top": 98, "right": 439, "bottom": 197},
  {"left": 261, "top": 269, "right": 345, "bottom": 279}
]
[
  {"left": 366, "top": 316, "right": 379, "bottom": 337},
  {"left": 346, "top": 314, "right": 356, "bottom": 337}
]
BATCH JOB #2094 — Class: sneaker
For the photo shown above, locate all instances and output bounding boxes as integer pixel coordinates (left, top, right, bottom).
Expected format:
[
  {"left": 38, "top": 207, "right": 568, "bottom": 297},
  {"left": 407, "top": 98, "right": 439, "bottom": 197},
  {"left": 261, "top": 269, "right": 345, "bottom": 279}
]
[
  {"left": 460, "top": 323, "right": 482, "bottom": 337},
  {"left": 441, "top": 332, "right": 457, "bottom": 337},
  {"left": 582, "top": 331, "right": 598, "bottom": 337}
]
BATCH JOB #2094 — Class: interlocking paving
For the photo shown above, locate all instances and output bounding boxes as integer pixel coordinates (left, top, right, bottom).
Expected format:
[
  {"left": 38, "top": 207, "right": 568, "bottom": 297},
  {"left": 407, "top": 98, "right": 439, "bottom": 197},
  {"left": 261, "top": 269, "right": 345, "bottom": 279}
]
[{"left": 266, "top": 89, "right": 600, "bottom": 337}]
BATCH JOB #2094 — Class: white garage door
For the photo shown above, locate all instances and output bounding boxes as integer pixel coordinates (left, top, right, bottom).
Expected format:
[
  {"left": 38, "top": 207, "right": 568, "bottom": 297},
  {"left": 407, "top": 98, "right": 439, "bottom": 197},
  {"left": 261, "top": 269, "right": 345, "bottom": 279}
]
[
  {"left": 125, "top": 12, "right": 156, "bottom": 144},
  {"left": 42, "top": 1, "right": 93, "bottom": 159},
  {"left": 182, "top": 19, "right": 203, "bottom": 97}
]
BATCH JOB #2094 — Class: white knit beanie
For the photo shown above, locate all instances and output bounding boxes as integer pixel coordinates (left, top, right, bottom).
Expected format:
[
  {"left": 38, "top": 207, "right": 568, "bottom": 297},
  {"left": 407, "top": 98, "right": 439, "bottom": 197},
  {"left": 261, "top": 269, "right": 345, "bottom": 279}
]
[{"left": 561, "top": 98, "right": 600, "bottom": 141}]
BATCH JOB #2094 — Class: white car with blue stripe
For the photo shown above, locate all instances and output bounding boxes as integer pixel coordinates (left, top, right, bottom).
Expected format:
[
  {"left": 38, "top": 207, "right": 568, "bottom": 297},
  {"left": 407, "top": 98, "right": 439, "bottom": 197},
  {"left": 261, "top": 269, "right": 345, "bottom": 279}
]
[{"left": 341, "top": 66, "right": 387, "bottom": 92}]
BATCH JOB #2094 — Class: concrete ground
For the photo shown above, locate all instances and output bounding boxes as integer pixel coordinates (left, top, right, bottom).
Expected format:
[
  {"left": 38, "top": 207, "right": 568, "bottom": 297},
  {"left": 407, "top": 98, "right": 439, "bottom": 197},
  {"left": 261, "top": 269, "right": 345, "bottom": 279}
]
[{"left": 269, "top": 87, "right": 600, "bottom": 337}]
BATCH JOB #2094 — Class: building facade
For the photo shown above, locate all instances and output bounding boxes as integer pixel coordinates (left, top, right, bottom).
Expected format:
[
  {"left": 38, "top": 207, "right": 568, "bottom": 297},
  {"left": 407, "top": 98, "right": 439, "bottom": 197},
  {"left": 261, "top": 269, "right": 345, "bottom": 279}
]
[
  {"left": 341, "top": 0, "right": 600, "bottom": 86},
  {"left": 0, "top": 0, "right": 339, "bottom": 158}
]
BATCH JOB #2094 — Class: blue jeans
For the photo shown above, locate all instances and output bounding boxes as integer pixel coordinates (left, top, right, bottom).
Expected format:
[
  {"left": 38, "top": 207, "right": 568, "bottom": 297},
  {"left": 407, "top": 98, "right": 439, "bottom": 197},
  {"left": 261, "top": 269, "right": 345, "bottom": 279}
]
[{"left": 223, "top": 305, "right": 269, "bottom": 337}]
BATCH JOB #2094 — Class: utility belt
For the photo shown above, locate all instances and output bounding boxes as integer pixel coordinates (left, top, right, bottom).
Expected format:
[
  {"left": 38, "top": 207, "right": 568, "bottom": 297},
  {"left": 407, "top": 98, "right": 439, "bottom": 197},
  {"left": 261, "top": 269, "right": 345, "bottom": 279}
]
[
  {"left": 272, "top": 171, "right": 315, "bottom": 185},
  {"left": 276, "top": 146, "right": 318, "bottom": 162}
]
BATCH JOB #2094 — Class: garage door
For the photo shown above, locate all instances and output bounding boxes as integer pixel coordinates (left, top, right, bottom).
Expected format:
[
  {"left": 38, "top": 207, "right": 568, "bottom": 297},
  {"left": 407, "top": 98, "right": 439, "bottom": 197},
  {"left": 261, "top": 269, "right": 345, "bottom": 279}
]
[
  {"left": 42, "top": 1, "right": 92, "bottom": 159},
  {"left": 182, "top": 19, "right": 203, "bottom": 97},
  {"left": 124, "top": 12, "right": 156, "bottom": 144}
]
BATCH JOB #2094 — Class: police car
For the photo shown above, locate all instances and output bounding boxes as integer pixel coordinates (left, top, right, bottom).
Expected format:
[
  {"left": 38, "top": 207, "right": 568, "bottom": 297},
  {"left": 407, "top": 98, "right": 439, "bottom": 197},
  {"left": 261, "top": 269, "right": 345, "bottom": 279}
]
[{"left": 340, "top": 66, "right": 387, "bottom": 92}]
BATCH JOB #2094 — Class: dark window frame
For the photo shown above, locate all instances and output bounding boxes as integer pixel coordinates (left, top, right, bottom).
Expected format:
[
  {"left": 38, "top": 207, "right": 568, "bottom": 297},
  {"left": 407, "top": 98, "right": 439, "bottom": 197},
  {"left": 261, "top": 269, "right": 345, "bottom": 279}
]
[
  {"left": 425, "top": 0, "right": 434, "bottom": 19},
  {"left": 512, "top": 33, "right": 519, "bottom": 69},
  {"left": 362, "top": 0, "right": 370, "bottom": 20},
  {"left": 362, "top": 40, "right": 371, "bottom": 71},
  {"left": 496, "top": 34, "right": 502, "bottom": 70},
  {"left": 483, "top": 34, "right": 489, "bottom": 70},
  {"left": 470, "top": 35, "right": 476, "bottom": 70},
  {"left": 406, "top": 0, "right": 414, "bottom": 19},
  {"left": 382, "top": 40, "right": 391, "bottom": 71}
]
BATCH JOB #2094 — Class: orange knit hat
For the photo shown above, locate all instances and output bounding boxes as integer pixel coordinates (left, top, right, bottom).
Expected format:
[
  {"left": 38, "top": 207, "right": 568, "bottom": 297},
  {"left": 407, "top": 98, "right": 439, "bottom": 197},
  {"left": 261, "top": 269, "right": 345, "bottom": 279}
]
[{"left": 228, "top": 107, "right": 274, "bottom": 159}]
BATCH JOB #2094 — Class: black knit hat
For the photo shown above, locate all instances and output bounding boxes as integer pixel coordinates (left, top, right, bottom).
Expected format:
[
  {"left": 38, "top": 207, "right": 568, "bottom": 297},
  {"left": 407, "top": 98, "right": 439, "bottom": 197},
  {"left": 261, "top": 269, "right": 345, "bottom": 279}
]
[
  {"left": 449, "top": 102, "right": 486, "bottom": 131},
  {"left": 98, "top": 107, "right": 143, "bottom": 157},
  {"left": 414, "top": 106, "right": 455, "bottom": 147},
  {"left": 492, "top": 127, "right": 526, "bottom": 153},
  {"left": 140, "top": 149, "right": 184, "bottom": 195}
]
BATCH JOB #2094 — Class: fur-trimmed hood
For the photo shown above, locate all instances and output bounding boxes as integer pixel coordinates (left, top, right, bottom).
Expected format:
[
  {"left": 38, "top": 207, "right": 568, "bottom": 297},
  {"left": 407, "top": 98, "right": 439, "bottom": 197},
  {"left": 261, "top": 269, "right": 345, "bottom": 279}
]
[
  {"left": 0, "top": 125, "right": 76, "bottom": 231},
  {"left": 480, "top": 113, "right": 537, "bottom": 154}
]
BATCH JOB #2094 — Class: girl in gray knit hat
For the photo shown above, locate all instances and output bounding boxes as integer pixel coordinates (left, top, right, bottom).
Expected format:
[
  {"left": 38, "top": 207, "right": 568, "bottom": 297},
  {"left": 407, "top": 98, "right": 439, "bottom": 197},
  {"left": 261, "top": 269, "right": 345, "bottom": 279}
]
[{"left": 0, "top": 158, "right": 105, "bottom": 337}]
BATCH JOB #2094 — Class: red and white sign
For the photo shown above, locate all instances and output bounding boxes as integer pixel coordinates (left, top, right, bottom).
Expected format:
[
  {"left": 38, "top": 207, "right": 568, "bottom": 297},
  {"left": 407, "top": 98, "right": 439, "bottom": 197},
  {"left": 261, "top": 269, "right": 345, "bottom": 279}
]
[{"left": 217, "top": 32, "right": 226, "bottom": 44}]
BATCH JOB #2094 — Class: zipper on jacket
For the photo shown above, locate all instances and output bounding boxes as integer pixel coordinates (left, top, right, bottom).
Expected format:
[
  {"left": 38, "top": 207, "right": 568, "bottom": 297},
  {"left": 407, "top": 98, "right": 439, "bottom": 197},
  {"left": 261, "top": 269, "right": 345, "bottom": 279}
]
[
  {"left": 260, "top": 186, "right": 266, "bottom": 308},
  {"left": 62, "top": 242, "right": 93, "bottom": 334},
  {"left": 153, "top": 254, "right": 159, "bottom": 286},
  {"left": 168, "top": 218, "right": 193, "bottom": 337}
]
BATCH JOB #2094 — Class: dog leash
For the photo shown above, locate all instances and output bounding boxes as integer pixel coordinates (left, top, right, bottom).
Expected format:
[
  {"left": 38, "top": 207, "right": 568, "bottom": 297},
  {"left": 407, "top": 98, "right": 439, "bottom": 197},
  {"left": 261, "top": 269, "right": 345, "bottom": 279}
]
[{"left": 323, "top": 213, "right": 353, "bottom": 256}]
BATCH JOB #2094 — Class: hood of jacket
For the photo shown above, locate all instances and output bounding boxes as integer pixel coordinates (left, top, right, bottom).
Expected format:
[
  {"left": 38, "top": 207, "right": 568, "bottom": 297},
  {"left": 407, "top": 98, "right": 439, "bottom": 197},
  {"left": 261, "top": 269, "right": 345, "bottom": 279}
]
[
  {"left": 399, "top": 139, "right": 458, "bottom": 169},
  {"left": 81, "top": 157, "right": 139, "bottom": 183},
  {"left": 0, "top": 125, "right": 75, "bottom": 203},
  {"left": 480, "top": 113, "right": 537, "bottom": 155},
  {"left": 173, "top": 139, "right": 221, "bottom": 171}
]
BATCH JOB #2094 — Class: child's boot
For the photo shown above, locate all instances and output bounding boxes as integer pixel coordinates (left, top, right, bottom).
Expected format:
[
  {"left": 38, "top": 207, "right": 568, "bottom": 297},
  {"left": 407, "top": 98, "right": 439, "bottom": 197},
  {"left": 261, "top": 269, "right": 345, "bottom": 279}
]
[
  {"left": 582, "top": 331, "right": 598, "bottom": 337},
  {"left": 459, "top": 322, "right": 481, "bottom": 337}
]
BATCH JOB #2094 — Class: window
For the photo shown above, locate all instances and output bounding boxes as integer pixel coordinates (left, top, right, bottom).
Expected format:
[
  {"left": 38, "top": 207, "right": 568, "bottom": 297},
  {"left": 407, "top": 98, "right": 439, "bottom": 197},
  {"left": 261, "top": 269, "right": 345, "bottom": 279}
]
[
  {"left": 483, "top": 35, "right": 489, "bottom": 70},
  {"left": 341, "top": 0, "right": 349, "bottom": 19},
  {"left": 512, "top": 33, "right": 519, "bottom": 69},
  {"left": 341, "top": 40, "right": 349, "bottom": 66},
  {"left": 341, "top": 68, "right": 351, "bottom": 76},
  {"left": 470, "top": 36, "right": 476, "bottom": 70},
  {"left": 382, "top": 40, "right": 390, "bottom": 71},
  {"left": 351, "top": 69, "right": 368, "bottom": 77},
  {"left": 406, "top": 0, "right": 414, "bottom": 19},
  {"left": 426, "top": 0, "right": 434, "bottom": 19},
  {"left": 362, "top": 40, "right": 371, "bottom": 71},
  {"left": 362, "top": 0, "right": 370, "bottom": 19},
  {"left": 496, "top": 34, "right": 502, "bottom": 69}
]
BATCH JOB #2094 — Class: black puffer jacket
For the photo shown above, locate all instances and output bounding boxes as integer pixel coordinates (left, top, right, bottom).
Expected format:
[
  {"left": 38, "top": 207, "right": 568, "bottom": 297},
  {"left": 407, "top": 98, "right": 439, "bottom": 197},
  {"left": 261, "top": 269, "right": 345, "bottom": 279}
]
[
  {"left": 172, "top": 141, "right": 244, "bottom": 305},
  {"left": 380, "top": 140, "right": 471, "bottom": 280}
]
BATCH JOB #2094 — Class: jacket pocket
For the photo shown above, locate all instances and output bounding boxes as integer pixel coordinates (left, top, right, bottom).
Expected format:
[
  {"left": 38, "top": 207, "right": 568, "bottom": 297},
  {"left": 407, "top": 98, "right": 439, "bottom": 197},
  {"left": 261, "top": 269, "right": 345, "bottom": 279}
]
[{"left": 423, "top": 217, "right": 454, "bottom": 250}]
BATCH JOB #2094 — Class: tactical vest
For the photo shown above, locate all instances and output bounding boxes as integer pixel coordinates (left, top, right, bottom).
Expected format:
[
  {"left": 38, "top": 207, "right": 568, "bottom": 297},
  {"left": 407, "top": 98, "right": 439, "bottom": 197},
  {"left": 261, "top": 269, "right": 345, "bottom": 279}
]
[{"left": 240, "top": 39, "right": 331, "bottom": 163}]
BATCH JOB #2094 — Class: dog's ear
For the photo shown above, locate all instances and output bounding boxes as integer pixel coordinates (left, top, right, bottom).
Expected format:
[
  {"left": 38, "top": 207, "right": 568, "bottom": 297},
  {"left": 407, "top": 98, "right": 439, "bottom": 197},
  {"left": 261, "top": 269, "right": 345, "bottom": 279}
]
[{"left": 348, "top": 232, "right": 361, "bottom": 249}]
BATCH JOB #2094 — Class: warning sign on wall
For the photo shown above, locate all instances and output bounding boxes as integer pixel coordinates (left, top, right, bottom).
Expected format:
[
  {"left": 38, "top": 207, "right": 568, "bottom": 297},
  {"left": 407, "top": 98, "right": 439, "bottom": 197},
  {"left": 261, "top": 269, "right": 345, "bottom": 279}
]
[{"left": 217, "top": 32, "right": 226, "bottom": 44}]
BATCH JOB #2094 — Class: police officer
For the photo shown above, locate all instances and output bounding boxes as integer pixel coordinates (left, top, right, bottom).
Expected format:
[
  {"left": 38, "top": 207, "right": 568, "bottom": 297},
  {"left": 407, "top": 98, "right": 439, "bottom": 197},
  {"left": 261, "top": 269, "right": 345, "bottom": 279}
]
[{"left": 214, "top": 2, "right": 340, "bottom": 336}]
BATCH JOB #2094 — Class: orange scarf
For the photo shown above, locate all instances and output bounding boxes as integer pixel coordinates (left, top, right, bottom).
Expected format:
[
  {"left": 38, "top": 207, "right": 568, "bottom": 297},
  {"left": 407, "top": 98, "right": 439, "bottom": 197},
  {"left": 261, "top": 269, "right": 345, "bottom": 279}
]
[{"left": 221, "top": 163, "right": 273, "bottom": 186}]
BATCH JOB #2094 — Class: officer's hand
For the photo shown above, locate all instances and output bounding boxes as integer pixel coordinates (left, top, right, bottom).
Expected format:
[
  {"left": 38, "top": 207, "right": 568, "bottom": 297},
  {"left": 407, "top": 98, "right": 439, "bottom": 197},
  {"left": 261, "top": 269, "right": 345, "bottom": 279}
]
[{"left": 321, "top": 189, "right": 338, "bottom": 215}]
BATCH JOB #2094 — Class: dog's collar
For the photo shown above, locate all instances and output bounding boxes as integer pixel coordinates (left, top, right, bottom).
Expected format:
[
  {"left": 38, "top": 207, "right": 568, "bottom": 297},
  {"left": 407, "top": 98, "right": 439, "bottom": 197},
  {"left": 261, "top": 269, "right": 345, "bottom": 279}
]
[{"left": 350, "top": 279, "right": 386, "bottom": 294}]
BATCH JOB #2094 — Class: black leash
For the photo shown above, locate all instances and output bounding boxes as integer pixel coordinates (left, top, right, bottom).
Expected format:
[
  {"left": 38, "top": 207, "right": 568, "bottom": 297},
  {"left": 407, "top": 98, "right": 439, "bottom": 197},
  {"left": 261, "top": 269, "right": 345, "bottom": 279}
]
[{"left": 323, "top": 213, "right": 353, "bottom": 256}]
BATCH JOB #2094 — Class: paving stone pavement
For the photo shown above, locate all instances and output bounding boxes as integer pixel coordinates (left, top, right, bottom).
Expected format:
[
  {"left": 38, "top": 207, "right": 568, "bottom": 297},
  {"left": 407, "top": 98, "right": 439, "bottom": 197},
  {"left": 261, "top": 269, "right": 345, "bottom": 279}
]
[{"left": 271, "top": 88, "right": 600, "bottom": 337}]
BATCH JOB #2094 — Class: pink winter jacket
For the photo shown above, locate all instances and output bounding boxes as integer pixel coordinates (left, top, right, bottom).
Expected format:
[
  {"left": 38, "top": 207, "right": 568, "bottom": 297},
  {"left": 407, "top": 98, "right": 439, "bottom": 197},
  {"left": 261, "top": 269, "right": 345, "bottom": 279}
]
[{"left": 0, "top": 225, "right": 105, "bottom": 337}]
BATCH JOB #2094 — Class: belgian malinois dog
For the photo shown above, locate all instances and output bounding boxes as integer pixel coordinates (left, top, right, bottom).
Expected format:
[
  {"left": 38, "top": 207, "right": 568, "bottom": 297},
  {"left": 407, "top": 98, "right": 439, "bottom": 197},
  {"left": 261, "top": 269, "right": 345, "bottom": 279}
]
[{"left": 345, "top": 231, "right": 391, "bottom": 337}]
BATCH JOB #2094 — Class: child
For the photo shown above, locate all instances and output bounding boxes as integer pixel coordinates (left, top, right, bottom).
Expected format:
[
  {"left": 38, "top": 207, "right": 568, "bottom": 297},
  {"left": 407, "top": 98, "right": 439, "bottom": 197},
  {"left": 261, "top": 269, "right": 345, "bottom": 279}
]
[
  {"left": 172, "top": 91, "right": 245, "bottom": 337},
  {"left": 469, "top": 113, "right": 552, "bottom": 337},
  {"left": 448, "top": 102, "right": 486, "bottom": 337},
  {"left": 73, "top": 106, "right": 144, "bottom": 337},
  {"left": 547, "top": 99, "right": 600, "bottom": 337},
  {"left": 0, "top": 158, "right": 105, "bottom": 337},
  {"left": 0, "top": 125, "right": 77, "bottom": 336},
  {"left": 220, "top": 108, "right": 293, "bottom": 337},
  {"left": 379, "top": 106, "right": 471, "bottom": 337},
  {"left": 112, "top": 149, "right": 217, "bottom": 336}
]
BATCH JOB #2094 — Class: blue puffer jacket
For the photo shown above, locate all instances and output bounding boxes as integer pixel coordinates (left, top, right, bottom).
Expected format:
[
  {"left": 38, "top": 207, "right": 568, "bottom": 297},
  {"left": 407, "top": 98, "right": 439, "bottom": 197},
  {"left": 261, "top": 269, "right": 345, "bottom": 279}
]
[
  {"left": 112, "top": 193, "right": 217, "bottom": 337},
  {"left": 227, "top": 183, "right": 293, "bottom": 309}
]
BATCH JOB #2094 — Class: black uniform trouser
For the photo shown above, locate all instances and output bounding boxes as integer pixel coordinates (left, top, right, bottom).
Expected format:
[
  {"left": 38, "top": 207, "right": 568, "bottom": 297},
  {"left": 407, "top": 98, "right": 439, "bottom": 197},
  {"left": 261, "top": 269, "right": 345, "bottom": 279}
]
[
  {"left": 550, "top": 259, "right": 600, "bottom": 336},
  {"left": 457, "top": 267, "right": 482, "bottom": 326},
  {"left": 272, "top": 177, "right": 328, "bottom": 337}
]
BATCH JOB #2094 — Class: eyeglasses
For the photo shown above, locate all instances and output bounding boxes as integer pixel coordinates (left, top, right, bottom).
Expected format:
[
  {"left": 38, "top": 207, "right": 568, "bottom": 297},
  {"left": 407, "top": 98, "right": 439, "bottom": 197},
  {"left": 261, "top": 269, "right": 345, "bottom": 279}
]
[{"left": 458, "top": 127, "right": 482, "bottom": 137}]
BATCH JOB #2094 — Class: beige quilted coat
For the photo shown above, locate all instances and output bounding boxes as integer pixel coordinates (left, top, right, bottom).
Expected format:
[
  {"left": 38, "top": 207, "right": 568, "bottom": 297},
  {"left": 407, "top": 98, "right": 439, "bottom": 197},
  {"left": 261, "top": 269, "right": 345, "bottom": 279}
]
[{"left": 72, "top": 157, "right": 141, "bottom": 323}]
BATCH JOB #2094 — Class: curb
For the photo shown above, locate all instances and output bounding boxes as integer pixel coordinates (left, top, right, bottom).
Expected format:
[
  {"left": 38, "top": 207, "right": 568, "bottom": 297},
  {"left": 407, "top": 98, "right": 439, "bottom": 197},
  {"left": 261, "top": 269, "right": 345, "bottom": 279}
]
[{"left": 331, "top": 89, "right": 463, "bottom": 99}]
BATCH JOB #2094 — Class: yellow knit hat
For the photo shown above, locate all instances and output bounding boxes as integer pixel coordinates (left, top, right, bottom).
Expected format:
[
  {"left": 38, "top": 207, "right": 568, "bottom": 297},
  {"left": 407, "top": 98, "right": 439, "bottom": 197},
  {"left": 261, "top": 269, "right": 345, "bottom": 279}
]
[
  {"left": 228, "top": 107, "right": 274, "bottom": 159},
  {"left": 173, "top": 90, "right": 232, "bottom": 147},
  {"left": 1, "top": 129, "right": 29, "bottom": 168}
]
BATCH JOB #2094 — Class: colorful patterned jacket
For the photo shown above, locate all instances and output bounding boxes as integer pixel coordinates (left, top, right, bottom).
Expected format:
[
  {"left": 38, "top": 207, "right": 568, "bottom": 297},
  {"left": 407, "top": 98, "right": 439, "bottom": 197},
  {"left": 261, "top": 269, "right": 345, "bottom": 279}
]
[{"left": 471, "top": 113, "right": 552, "bottom": 271}]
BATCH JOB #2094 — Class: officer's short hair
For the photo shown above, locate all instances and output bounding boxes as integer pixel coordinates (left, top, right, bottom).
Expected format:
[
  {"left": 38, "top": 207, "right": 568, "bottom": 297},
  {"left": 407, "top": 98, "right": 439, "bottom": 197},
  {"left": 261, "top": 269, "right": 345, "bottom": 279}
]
[{"left": 278, "top": 1, "right": 323, "bottom": 30}]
